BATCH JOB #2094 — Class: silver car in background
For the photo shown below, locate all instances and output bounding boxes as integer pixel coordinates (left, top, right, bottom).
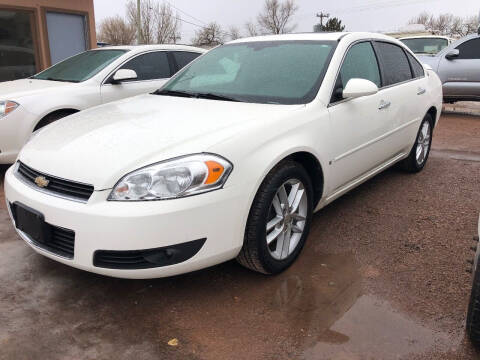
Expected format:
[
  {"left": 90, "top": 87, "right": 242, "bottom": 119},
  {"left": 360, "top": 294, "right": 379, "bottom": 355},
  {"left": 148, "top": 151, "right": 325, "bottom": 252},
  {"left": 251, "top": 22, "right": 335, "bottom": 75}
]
[{"left": 419, "top": 33, "right": 480, "bottom": 103}]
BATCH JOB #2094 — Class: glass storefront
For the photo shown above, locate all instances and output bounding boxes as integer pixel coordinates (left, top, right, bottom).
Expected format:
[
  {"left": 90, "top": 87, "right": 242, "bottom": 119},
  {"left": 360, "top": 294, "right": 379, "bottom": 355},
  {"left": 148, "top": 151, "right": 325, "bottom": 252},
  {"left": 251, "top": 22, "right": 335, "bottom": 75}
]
[{"left": 0, "top": 9, "right": 37, "bottom": 82}]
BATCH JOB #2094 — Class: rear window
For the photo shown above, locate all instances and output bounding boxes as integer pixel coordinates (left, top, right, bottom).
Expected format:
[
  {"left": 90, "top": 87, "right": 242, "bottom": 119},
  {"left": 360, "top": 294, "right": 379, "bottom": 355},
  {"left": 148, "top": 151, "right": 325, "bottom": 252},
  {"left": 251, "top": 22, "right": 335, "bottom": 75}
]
[{"left": 374, "top": 42, "right": 412, "bottom": 86}]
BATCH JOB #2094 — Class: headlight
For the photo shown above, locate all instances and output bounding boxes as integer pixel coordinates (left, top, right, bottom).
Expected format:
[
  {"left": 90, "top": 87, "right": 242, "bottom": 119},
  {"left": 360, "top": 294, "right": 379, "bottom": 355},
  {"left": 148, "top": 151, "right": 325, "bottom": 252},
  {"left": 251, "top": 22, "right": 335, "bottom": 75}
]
[
  {"left": 0, "top": 101, "right": 19, "bottom": 118},
  {"left": 108, "top": 154, "right": 233, "bottom": 201}
]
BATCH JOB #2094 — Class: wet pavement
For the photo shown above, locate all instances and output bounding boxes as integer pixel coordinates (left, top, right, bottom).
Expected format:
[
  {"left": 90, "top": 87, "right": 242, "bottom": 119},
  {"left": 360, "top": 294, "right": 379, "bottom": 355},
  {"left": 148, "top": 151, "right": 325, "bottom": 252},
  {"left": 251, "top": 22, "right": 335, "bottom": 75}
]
[{"left": 1, "top": 110, "right": 480, "bottom": 360}]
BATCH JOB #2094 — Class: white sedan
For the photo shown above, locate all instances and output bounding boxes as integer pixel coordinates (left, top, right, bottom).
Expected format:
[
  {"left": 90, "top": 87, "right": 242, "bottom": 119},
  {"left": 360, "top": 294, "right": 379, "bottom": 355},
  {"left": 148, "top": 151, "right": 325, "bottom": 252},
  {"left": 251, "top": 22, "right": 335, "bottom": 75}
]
[
  {"left": 0, "top": 44, "right": 205, "bottom": 164},
  {"left": 5, "top": 32, "right": 442, "bottom": 279}
]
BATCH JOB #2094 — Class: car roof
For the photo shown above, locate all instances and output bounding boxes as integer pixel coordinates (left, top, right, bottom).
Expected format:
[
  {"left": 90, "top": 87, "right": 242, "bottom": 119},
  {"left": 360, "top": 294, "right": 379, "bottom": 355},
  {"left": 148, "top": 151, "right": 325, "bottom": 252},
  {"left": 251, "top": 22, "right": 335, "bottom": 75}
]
[
  {"left": 228, "top": 32, "right": 401, "bottom": 44},
  {"left": 399, "top": 35, "right": 451, "bottom": 40},
  {"left": 94, "top": 44, "right": 206, "bottom": 53}
]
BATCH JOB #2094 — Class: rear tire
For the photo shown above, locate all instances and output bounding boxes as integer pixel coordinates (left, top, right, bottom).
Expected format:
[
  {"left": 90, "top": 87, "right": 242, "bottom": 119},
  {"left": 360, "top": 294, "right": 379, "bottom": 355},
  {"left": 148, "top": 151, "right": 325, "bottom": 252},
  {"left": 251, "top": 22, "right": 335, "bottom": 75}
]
[
  {"left": 399, "top": 114, "right": 433, "bottom": 173},
  {"left": 237, "top": 160, "right": 314, "bottom": 274}
]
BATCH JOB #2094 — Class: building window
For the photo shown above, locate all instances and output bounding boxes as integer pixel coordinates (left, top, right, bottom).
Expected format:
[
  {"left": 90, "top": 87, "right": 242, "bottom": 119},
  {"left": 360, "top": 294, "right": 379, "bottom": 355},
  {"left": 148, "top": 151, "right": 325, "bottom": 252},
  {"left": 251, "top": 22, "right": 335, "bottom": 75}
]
[{"left": 0, "top": 9, "right": 37, "bottom": 82}]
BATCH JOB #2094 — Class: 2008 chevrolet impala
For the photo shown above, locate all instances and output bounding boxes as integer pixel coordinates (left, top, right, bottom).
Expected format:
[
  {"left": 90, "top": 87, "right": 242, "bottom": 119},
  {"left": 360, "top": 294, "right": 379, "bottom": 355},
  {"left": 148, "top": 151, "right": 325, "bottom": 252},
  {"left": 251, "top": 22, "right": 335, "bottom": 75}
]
[{"left": 5, "top": 32, "right": 442, "bottom": 279}]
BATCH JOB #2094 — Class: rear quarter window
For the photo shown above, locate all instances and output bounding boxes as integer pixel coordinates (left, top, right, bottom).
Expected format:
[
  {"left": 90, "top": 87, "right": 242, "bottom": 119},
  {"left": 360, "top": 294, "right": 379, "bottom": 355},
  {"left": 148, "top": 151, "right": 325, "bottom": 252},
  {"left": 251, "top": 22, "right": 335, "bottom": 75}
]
[{"left": 406, "top": 52, "right": 425, "bottom": 78}]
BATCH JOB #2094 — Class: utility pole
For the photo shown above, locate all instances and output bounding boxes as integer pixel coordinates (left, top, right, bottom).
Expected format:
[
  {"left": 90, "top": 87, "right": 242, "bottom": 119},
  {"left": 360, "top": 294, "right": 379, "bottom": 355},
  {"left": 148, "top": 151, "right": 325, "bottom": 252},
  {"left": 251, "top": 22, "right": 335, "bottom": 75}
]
[
  {"left": 136, "top": 0, "right": 142, "bottom": 44},
  {"left": 316, "top": 12, "right": 330, "bottom": 29}
]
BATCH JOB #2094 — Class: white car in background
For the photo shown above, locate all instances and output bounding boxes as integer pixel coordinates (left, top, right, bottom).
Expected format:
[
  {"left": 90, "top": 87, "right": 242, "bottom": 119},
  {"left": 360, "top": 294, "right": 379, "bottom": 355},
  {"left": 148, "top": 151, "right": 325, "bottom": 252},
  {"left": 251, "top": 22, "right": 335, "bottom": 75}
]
[
  {"left": 0, "top": 44, "right": 205, "bottom": 164},
  {"left": 399, "top": 35, "right": 453, "bottom": 56},
  {"left": 5, "top": 32, "right": 442, "bottom": 279}
]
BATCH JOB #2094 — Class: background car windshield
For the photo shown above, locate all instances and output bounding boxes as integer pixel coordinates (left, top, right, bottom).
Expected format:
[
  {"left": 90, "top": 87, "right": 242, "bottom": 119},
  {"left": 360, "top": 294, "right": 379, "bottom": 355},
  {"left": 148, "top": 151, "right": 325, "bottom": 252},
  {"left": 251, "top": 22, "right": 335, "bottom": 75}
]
[
  {"left": 33, "top": 49, "right": 127, "bottom": 82},
  {"left": 162, "top": 41, "right": 336, "bottom": 104},
  {"left": 400, "top": 38, "right": 449, "bottom": 55}
]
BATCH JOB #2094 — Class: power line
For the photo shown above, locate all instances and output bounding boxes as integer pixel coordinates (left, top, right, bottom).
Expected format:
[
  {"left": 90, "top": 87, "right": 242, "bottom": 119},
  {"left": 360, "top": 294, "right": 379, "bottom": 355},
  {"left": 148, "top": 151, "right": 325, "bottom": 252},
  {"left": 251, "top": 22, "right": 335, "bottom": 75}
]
[
  {"left": 333, "top": 0, "right": 435, "bottom": 14},
  {"left": 174, "top": 16, "right": 206, "bottom": 29},
  {"left": 164, "top": 0, "right": 208, "bottom": 25}
]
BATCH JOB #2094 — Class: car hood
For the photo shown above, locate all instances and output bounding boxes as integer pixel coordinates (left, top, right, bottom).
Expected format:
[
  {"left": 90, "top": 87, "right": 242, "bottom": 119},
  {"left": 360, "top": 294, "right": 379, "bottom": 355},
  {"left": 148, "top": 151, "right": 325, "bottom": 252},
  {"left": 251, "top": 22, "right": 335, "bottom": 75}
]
[
  {"left": 0, "top": 78, "right": 73, "bottom": 100},
  {"left": 19, "top": 94, "right": 303, "bottom": 189}
]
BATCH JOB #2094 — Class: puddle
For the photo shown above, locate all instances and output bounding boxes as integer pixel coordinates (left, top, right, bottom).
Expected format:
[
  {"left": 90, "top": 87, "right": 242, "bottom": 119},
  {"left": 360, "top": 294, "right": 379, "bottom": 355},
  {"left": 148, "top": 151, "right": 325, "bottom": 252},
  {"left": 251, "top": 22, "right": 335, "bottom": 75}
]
[
  {"left": 0, "top": 198, "right": 457, "bottom": 360},
  {"left": 302, "top": 295, "right": 451, "bottom": 360}
]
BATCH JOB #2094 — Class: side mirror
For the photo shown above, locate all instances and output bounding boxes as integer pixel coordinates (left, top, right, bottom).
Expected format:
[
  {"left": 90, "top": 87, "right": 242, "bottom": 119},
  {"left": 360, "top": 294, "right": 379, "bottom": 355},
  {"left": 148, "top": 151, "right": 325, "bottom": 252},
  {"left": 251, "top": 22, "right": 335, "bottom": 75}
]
[
  {"left": 112, "top": 69, "right": 137, "bottom": 83},
  {"left": 342, "top": 78, "right": 378, "bottom": 100},
  {"left": 423, "top": 63, "right": 433, "bottom": 71},
  {"left": 445, "top": 49, "right": 459, "bottom": 60}
]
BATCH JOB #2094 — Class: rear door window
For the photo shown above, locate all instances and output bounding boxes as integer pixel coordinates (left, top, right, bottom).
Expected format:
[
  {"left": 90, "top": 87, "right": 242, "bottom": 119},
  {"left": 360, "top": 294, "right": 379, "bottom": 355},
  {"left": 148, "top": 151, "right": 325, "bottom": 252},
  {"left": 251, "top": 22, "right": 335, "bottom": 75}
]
[
  {"left": 331, "top": 41, "right": 381, "bottom": 103},
  {"left": 172, "top": 51, "right": 201, "bottom": 71},
  {"left": 373, "top": 42, "right": 413, "bottom": 86}
]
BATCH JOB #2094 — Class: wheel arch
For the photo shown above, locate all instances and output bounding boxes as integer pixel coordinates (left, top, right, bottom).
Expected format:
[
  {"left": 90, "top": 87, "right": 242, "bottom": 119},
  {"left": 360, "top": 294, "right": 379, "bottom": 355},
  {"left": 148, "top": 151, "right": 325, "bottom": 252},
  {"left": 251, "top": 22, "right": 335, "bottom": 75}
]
[
  {"left": 33, "top": 108, "right": 80, "bottom": 132},
  {"left": 285, "top": 151, "right": 324, "bottom": 208},
  {"left": 426, "top": 106, "right": 438, "bottom": 128}
]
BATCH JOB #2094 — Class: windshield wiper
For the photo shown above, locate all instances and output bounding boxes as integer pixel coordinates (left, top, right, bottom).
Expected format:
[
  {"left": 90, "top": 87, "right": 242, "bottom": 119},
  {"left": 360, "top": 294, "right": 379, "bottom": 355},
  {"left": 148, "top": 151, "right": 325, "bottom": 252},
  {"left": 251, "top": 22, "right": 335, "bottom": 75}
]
[
  {"left": 155, "top": 89, "right": 240, "bottom": 102},
  {"left": 154, "top": 89, "right": 196, "bottom": 97},
  {"left": 45, "top": 77, "right": 79, "bottom": 83},
  {"left": 194, "top": 92, "right": 240, "bottom": 102}
]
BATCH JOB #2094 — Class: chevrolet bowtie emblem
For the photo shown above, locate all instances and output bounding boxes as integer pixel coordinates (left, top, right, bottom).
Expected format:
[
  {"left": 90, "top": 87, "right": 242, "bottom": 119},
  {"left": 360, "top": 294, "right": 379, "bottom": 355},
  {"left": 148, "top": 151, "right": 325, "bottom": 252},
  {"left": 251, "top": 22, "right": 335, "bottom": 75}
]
[{"left": 34, "top": 176, "right": 49, "bottom": 188}]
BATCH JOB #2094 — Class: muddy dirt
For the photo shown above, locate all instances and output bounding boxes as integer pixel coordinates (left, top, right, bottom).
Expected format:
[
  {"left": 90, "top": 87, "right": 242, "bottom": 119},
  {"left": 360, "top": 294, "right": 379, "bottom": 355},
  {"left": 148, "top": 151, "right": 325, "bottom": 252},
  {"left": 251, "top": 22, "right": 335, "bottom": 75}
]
[{"left": 0, "top": 110, "right": 479, "bottom": 360}]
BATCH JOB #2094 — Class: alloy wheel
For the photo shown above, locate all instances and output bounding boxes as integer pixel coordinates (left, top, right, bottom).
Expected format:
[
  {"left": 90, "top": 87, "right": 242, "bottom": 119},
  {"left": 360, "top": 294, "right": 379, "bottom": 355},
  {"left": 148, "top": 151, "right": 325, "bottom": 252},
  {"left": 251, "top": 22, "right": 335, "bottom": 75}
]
[
  {"left": 416, "top": 121, "right": 431, "bottom": 166},
  {"left": 266, "top": 179, "right": 308, "bottom": 260}
]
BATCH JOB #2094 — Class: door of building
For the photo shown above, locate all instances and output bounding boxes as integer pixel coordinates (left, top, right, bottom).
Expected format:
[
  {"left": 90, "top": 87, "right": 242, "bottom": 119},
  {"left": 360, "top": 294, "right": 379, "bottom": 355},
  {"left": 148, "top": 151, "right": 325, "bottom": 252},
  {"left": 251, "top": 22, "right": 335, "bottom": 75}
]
[{"left": 46, "top": 11, "right": 87, "bottom": 65}]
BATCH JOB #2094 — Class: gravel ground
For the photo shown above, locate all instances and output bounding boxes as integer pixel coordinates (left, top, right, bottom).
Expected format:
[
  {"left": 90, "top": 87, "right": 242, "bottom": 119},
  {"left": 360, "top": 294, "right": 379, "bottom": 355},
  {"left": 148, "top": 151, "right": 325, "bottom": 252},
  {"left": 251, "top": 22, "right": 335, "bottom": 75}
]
[{"left": 0, "top": 109, "right": 479, "bottom": 360}]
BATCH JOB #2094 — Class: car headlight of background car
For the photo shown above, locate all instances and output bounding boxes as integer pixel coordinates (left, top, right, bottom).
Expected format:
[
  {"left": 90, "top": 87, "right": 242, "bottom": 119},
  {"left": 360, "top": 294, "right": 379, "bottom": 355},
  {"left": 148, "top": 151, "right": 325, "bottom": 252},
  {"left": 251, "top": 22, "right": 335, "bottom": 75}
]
[
  {"left": 0, "top": 100, "right": 19, "bottom": 118},
  {"left": 108, "top": 154, "right": 233, "bottom": 201}
]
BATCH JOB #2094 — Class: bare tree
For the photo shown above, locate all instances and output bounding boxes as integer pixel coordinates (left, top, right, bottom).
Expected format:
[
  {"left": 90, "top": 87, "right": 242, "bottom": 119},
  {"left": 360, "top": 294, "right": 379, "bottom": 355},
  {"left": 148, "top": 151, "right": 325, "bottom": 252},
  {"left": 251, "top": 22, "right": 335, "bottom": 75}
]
[
  {"left": 245, "top": 21, "right": 259, "bottom": 37},
  {"left": 229, "top": 26, "right": 242, "bottom": 41},
  {"left": 257, "top": 0, "right": 298, "bottom": 34},
  {"left": 409, "top": 11, "right": 479, "bottom": 37},
  {"left": 126, "top": 0, "right": 156, "bottom": 44},
  {"left": 126, "top": 0, "right": 181, "bottom": 44},
  {"left": 191, "top": 22, "right": 225, "bottom": 47},
  {"left": 154, "top": 3, "right": 181, "bottom": 43},
  {"left": 464, "top": 15, "right": 480, "bottom": 35},
  {"left": 97, "top": 15, "right": 136, "bottom": 45}
]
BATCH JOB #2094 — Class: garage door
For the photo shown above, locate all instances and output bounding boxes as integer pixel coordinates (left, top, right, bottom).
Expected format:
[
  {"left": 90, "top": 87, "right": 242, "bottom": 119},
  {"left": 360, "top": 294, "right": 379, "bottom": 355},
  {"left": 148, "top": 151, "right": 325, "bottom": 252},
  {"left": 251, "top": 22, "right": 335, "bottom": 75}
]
[{"left": 46, "top": 12, "right": 87, "bottom": 65}]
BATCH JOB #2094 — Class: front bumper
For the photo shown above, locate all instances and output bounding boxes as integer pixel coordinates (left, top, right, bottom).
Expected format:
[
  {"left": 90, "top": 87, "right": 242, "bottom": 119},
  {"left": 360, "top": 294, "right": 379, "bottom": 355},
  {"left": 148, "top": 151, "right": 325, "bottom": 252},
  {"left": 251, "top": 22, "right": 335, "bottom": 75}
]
[
  {"left": 0, "top": 107, "right": 37, "bottom": 164},
  {"left": 4, "top": 166, "right": 249, "bottom": 279}
]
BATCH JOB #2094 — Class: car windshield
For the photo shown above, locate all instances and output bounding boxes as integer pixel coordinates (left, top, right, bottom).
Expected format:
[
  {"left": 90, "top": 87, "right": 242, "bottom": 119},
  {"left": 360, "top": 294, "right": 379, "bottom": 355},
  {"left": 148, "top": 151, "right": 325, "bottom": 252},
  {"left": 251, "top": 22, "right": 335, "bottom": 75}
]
[
  {"left": 400, "top": 38, "right": 449, "bottom": 55},
  {"left": 33, "top": 49, "right": 127, "bottom": 83},
  {"left": 158, "top": 41, "right": 336, "bottom": 105}
]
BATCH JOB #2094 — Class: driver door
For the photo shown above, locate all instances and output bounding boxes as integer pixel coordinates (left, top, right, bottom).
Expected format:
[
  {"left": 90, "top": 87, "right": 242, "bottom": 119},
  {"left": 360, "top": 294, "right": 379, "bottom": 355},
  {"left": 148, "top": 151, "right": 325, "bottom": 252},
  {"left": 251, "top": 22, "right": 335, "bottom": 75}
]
[
  {"left": 327, "top": 41, "right": 393, "bottom": 193},
  {"left": 101, "top": 51, "right": 174, "bottom": 104}
]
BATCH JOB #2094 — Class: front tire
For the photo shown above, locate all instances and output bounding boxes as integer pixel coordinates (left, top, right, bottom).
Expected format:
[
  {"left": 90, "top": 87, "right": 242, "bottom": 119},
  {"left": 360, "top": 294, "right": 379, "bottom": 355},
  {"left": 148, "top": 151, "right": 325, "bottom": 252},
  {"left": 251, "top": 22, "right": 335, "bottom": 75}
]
[
  {"left": 237, "top": 160, "right": 314, "bottom": 274},
  {"left": 399, "top": 114, "right": 433, "bottom": 173}
]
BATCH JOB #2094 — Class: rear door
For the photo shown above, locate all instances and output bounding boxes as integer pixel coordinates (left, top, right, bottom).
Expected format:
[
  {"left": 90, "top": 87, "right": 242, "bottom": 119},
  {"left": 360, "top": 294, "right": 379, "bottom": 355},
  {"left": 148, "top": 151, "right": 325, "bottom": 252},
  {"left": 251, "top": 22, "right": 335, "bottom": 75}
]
[
  {"left": 372, "top": 41, "right": 421, "bottom": 155},
  {"left": 101, "top": 51, "right": 174, "bottom": 104},
  {"left": 437, "top": 37, "right": 480, "bottom": 100}
]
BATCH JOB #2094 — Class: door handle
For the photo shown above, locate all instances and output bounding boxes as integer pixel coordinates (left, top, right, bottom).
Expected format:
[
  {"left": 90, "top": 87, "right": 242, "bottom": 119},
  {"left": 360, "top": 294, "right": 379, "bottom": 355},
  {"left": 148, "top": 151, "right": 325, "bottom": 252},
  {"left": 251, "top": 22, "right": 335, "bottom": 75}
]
[
  {"left": 378, "top": 100, "right": 391, "bottom": 110},
  {"left": 417, "top": 87, "right": 426, "bottom": 95}
]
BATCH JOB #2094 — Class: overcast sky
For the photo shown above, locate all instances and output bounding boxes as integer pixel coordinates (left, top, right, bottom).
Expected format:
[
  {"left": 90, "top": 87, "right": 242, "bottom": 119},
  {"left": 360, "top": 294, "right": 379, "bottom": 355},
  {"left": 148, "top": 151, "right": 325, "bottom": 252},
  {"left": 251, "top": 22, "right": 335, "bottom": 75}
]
[{"left": 94, "top": 0, "right": 479, "bottom": 42}]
